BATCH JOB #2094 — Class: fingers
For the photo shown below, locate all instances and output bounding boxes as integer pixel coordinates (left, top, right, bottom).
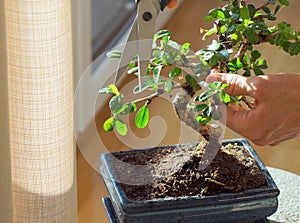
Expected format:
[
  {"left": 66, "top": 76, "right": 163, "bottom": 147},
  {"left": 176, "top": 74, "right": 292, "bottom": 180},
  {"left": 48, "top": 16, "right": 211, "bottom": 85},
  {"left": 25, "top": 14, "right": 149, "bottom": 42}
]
[
  {"left": 166, "top": 0, "right": 179, "bottom": 9},
  {"left": 206, "top": 73, "right": 257, "bottom": 97},
  {"left": 225, "top": 104, "right": 252, "bottom": 134}
]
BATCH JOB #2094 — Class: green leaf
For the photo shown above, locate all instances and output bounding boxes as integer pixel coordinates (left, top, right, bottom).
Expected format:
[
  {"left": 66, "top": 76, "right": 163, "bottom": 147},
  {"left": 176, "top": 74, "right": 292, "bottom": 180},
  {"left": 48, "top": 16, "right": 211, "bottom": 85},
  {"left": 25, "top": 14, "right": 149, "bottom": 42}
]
[
  {"left": 243, "top": 70, "right": 251, "bottom": 77},
  {"left": 151, "top": 58, "right": 163, "bottom": 66},
  {"left": 268, "top": 0, "right": 276, "bottom": 4},
  {"left": 181, "top": 42, "right": 191, "bottom": 55},
  {"left": 242, "top": 54, "right": 250, "bottom": 69},
  {"left": 202, "top": 27, "right": 218, "bottom": 40},
  {"left": 228, "top": 57, "right": 243, "bottom": 71},
  {"left": 221, "top": 83, "right": 229, "bottom": 90},
  {"left": 227, "top": 24, "right": 237, "bottom": 33},
  {"left": 228, "top": 62, "right": 237, "bottom": 71},
  {"left": 224, "top": 93, "right": 231, "bottom": 103},
  {"left": 127, "top": 67, "right": 138, "bottom": 75},
  {"left": 195, "top": 91, "right": 214, "bottom": 102},
  {"left": 119, "top": 103, "right": 137, "bottom": 115},
  {"left": 193, "top": 104, "right": 208, "bottom": 112},
  {"left": 135, "top": 105, "right": 149, "bottom": 129},
  {"left": 193, "top": 62, "right": 209, "bottom": 74},
  {"left": 216, "top": 9, "right": 225, "bottom": 19},
  {"left": 247, "top": 4, "right": 256, "bottom": 18},
  {"left": 283, "top": 26, "right": 297, "bottom": 39},
  {"left": 217, "top": 91, "right": 224, "bottom": 102},
  {"left": 193, "top": 84, "right": 201, "bottom": 91},
  {"left": 208, "top": 81, "right": 222, "bottom": 90},
  {"left": 240, "top": 6, "right": 250, "bottom": 20},
  {"left": 230, "top": 33, "right": 239, "bottom": 41},
  {"left": 133, "top": 84, "right": 150, "bottom": 94},
  {"left": 288, "top": 42, "right": 300, "bottom": 56},
  {"left": 277, "top": 21, "right": 286, "bottom": 30},
  {"left": 262, "top": 6, "right": 271, "bottom": 14},
  {"left": 129, "top": 60, "right": 136, "bottom": 68},
  {"left": 267, "top": 13, "right": 276, "bottom": 21},
  {"left": 235, "top": 57, "right": 243, "bottom": 69},
  {"left": 281, "top": 41, "right": 292, "bottom": 53},
  {"left": 250, "top": 50, "right": 261, "bottom": 62},
  {"left": 244, "top": 28, "right": 258, "bottom": 44},
  {"left": 106, "top": 50, "right": 122, "bottom": 59},
  {"left": 255, "top": 59, "right": 268, "bottom": 69},
  {"left": 253, "top": 68, "right": 264, "bottom": 76},
  {"left": 154, "top": 30, "right": 171, "bottom": 41},
  {"left": 109, "top": 95, "right": 123, "bottom": 114},
  {"left": 207, "top": 40, "right": 222, "bottom": 51},
  {"left": 209, "top": 53, "right": 219, "bottom": 67},
  {"left": 195, "top": 115, "right": 211, "bottom": 125},
  {"left": 163, "top": 51, "right": 178, "bottom": 64},
  {"left": 219, "top": 50, "right": 230, "bottom": 60},
  {"left": 274, "top": 5, "right": 282, "bottom": 14},
  {"left": 153, "top": 65, "right": 162, "bottom": 83},
  {"left": 205, "top": 8, "right": 225, "bottom": 20},
  {"left": 169, "top": 67, "right": 182, "bottom": 79},
  {"left": 220, "top": 25, "right": 227, "bottom": 34},
  {"left": 114, "top": 118, "right": 128, "bottom": 136},
  {"left": 185, "top": 74, "right": 198, "bottom": 86},
  {"left": 99, "top": 84, "right": 120, "bottom": 95},
  {"left": 167, "top": 40, "right": 181, "bottom": 51},
  {"left": 161, "top": 35, "right": 170, "bottom": 47},
  {"left": 203, "top": 106, "right": 211, "bottom": 117},
  {"left": 254, "top": 11, "right": 263, "bottom": 18},
  {"left": 99, "top": 87, "right": 113, "bottom": 94},
  {"left": 153, "top": 49, "right": 162, "bottom": 58},
  {"left": 237, "top": 23, "right": 246, "bottom": 32},
  {"left": 164, "top": 79, "right": 173, "bottom": 92},
  {"left": 212, "top": 111, "right": 222, "bottom": 120},
  {"left": 230, "top": 96, "right": 237, "bottom": 104},
  {"left": 108, "top": 84, "right": 120, "bottom": 95},
  {"left": 212, "top": 9, "right": 225, "bottom": 19},
  {"left": 103, "top": 117, "right": 114, "bottom": 132},
  {"left": 278, "top": 0, "right": 290, "bottom": 6}
]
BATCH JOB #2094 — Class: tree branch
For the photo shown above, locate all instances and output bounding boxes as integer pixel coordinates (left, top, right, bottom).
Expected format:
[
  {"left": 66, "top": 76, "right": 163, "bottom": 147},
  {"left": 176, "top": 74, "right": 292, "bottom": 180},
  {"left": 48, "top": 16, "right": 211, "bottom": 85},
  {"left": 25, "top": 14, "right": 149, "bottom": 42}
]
[
  {"left": 234, "top": 41, "right": 249, "bottom": 59},
  {"left": 130, "top": 83, "right": 182, "bottom": 105}
]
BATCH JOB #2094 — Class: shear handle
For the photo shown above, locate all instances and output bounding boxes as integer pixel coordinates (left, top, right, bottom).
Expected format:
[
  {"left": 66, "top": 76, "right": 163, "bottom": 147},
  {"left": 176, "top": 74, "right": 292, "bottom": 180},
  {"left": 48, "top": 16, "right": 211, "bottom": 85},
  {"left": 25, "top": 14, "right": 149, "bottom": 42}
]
[
  {"left": 160, "top": 0, "right": 171, "bottom": 11},
  {"left": 135, "top": 0, "right": 171, "bottom": 11}
]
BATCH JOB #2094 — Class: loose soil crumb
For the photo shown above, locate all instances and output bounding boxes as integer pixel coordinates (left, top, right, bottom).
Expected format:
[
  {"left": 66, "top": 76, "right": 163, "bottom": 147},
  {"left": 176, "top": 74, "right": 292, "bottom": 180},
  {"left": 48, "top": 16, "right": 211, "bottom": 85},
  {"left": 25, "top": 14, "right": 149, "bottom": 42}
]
[{"left": 114, "top": 143, "right": 267, "bottom": 201}]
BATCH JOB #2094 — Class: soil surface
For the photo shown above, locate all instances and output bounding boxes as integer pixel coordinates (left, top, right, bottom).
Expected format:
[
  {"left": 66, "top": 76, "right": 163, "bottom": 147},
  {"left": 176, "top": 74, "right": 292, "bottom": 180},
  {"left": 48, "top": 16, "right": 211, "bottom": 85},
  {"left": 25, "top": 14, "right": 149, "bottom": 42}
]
[{"left": 113, "top": 142, "right": 268, "bottom": 201}]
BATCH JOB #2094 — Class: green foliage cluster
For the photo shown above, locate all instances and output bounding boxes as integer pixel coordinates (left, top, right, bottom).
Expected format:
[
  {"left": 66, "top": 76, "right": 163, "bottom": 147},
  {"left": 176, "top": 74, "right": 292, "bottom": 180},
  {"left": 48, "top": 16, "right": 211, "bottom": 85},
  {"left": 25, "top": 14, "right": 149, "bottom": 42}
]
[
  {"left": 100, "top": 0, "right": 300, "bottom": 136},
  {"left": 201, "top": 0, "right": 300, "bottom": 75}
]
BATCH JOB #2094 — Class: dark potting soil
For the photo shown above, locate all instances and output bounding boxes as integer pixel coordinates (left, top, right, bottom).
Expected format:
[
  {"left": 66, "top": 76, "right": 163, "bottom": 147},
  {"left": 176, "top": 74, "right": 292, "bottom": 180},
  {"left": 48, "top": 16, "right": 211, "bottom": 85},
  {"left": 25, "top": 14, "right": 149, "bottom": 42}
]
[{"left": 113, "top": 142, "right": 268, "bottom": 201}]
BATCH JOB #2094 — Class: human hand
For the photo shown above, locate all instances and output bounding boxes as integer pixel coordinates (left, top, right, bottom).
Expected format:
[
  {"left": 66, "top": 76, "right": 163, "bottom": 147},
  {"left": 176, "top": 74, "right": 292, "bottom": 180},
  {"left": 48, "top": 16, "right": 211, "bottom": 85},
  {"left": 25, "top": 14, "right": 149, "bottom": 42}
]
[
  {"left": 207, "top": 73, "right": 300, "bottom": 146},
  {"left": 166, "top": 0, "right": 179, "bottom": 9}
]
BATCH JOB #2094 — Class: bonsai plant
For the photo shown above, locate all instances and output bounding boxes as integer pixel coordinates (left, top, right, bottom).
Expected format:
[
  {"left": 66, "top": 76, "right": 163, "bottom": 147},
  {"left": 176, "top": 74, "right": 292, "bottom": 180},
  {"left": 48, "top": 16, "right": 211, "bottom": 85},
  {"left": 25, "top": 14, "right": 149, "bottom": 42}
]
[
  {"left": 99, "top": 0, "right": 300, "bottom": 222},
  {"left": 101, "top": 0, "right": 300, "bottom": 138}
]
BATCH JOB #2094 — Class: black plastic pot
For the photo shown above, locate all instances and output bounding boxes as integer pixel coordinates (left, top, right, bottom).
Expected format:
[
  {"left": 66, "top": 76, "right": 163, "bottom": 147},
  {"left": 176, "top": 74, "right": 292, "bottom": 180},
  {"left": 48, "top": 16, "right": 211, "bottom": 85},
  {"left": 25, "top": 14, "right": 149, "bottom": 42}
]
[{"left": 100, "top": 138, "right": 279, "bottom": 223}]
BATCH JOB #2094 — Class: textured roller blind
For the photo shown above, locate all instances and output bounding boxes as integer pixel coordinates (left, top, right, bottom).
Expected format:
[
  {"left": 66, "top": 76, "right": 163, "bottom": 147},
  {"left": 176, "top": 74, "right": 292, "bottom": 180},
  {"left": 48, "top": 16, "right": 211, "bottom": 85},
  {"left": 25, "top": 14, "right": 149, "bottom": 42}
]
[
  {"left": 5, "top": 0, "right": 77, "bottom": 222},
  {"left": 0, "top": 0, "right": 14, "bottom": 221}
]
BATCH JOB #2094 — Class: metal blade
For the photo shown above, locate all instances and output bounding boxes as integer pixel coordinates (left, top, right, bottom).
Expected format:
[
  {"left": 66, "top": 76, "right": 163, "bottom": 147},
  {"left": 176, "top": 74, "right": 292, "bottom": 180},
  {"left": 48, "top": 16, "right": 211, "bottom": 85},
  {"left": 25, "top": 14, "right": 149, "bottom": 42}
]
[
  {"left": 114, "top": 16, "right": 138, "bottom": 86},
  {"left": 134, "top": 0, "right": 161, "bottom": 92},
  {"left": 114, "top": 0, "right": 161, "bottom": 93}
]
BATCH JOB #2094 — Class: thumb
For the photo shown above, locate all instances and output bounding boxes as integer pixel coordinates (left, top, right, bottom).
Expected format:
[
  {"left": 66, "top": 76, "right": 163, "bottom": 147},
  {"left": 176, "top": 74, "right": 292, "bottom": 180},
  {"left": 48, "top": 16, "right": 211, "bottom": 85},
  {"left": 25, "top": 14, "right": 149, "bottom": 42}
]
[
  {"left": 166, "top": 0, "right": 179, "bottom": 9},
  {"left": 206, "top": 73, "right": 256, "bottom": 97}
]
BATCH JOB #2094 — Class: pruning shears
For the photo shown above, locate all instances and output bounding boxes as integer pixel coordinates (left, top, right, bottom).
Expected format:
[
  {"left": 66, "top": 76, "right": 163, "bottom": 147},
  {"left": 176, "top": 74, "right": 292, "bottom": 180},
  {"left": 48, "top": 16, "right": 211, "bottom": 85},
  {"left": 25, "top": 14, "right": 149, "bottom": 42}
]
[{"left": 114, "top": 0, "right": 171, "bottom": 92}]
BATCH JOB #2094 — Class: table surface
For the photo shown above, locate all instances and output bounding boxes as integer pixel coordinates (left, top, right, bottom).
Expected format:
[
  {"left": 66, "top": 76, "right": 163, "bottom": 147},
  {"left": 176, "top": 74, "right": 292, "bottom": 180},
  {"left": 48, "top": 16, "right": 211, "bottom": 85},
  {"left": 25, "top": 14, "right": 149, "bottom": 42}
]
[{"left": 267, "top": 167, "right": 300, "bottom": 223}]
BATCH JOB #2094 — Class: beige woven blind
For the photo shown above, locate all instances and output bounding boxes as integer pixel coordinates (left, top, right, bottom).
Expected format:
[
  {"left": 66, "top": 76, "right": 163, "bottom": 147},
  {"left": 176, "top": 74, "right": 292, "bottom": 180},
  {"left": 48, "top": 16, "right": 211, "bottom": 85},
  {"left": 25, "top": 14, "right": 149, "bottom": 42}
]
[
  {"left": 4, "top": 0, "right": 77, "bottom": 222},
  {"left": 0, "top": 0, "right": 14, "bottom": 221}
]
